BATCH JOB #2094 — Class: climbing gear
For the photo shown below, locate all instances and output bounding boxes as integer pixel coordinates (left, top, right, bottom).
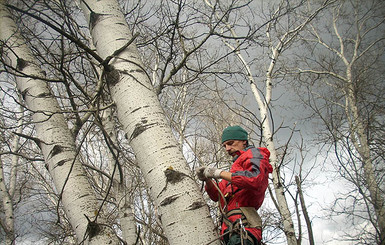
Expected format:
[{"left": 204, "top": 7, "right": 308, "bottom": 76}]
[
  {"left": 239, "top": 207, "right": 262, "bottom": 229},
  {"left": 221, "top": 207, "right": 262, "bottom": 245},
  {"left": 224, "top": 208, "right": 262, "bottom": 229}
]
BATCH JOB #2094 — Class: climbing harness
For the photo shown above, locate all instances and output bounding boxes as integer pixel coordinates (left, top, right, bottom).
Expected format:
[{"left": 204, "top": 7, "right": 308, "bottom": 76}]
[
  {"left": 222, "top": 207, "right": 262, "bottom": 245},
  {"left": 216, "top": 181, "right": 262, "bottom": 244},
  {"left": 206, "top": 180, "right": 263, "bottom": 245}
]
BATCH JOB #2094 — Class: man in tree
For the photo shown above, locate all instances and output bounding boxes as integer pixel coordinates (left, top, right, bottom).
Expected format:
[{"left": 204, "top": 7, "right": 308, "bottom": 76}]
[{"left": 197, "top": 126, "right": 272, "bottom": 245}]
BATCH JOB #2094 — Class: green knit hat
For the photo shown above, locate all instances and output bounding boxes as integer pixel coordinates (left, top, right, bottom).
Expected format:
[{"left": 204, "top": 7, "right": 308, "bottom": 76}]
[{"left": 221, "top": 126, "right": 248, "bottom": 143}]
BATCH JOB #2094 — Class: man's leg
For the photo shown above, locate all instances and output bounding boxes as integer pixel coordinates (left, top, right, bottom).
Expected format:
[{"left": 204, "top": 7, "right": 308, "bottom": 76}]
[{"left": 226, "top": 234, "right": 254, "bottom": 245}]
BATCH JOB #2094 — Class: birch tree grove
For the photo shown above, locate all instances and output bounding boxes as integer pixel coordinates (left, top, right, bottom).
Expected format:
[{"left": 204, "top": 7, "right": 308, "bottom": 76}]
[
  {"left": 0, "top": 1, "right": 120, "bottom": 244},
  {"left": 1, "top": 0, "right": 384, "bottom": 244},
  {"left": 78, "top": 0, "right": 219, "bottom": 244}
]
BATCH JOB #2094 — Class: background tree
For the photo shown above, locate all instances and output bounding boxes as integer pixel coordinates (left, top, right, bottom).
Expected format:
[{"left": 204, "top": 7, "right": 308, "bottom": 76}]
[{"left": 293, "top": 0, "right": 385, "bottom": 243}]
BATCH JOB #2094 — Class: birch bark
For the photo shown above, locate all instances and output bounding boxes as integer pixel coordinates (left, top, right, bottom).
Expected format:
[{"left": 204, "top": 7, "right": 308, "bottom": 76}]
[
  {"left": 0, "top": 1, "right": 119, "bottom": 244},
  {"left": 0, "top": 97, "right": 23, "bottom": 244},
  {"left": 78, "top": 0, "right": 219, "bottom": 244},
  {"left": 343, "top": 52, "right": 385, "bottom": 245},
  {"left": 0, "top": 158, "right": 15, "bottom": 244}
]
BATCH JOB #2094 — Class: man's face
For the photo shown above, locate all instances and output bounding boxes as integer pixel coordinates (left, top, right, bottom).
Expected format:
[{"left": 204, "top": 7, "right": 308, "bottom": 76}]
[{"left": 222, "top": 140, "right": 247, "bottom": 156}]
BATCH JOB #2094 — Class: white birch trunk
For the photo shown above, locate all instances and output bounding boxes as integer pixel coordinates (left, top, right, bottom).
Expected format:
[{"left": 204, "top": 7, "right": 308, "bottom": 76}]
[
  {"left": 101, "top": 108, "right": 138, "bottom": 244},
  {"left": 0, "top": 1, "right": 119, "bottom": 244},
  {"left": 78, "top": 1, "right": 219, "bottom": 244},
  {"left": 0, "top": 158, "right": 15, "bottom": 244},
  {"left": 344, "top": 65, "right": 385, "bottom": 242},
  {"left": 0, "top": 97, "right": 23, "bottom": 244},
  {"left": 335, "top": 8, "right": 385, "bottom": 235}
]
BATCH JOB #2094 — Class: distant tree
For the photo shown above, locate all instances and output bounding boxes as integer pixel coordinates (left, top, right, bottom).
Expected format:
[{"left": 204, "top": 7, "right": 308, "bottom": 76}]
[{"left": 295, "top": 0, "right": 385, "bottom": 243}]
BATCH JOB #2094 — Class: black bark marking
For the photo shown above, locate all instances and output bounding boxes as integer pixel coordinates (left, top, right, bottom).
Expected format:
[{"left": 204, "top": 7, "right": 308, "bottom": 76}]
[
  {"left": 129, "top": 120, "right": 156, "bottom": 141},
  {"left": 105, "top": 68, "right": 120, "bottom": 86},
  {"left": 167, "top": 221, "right": 176, "bottom": 227},
  {"left": 131, "top": 105, "right": 150, "bottom": 114},
  {"left": 130, "top": 124, "right": 145, "bottom": 141},
  {"left": 188, "top": 201, "right": 205, "bottom": 210},
  {"left": 50, "top": 145, "right": 63, "bottom": 158},
  {"left": 160, "top": 145, "right": 176, "bottom": 151},
  {"left": 17, "top": 88, "right": 26, "bottom": 100},
  {"left": 164, "top": 168, "right": 185, "bottom": 184},
  {"left": 84, "top": 215, "right": 101, "bottom": 240},
  {"left": 37, "top": 92, "right": 50, "bottom": 98},
  {"left": 16, "top": 58, "right": 28, "bottom": 70},
  {"left": 89, "top": 12, "right": 105, "bottom": 31},
  {"left": 57, "top": 160, "right": 66, "bottom": 166},
  {"left": 160, "top": 195, "right": 178, "bottom": 206},
  {"left": 129, "top": 69, "right": 145, "bottom": 73}
]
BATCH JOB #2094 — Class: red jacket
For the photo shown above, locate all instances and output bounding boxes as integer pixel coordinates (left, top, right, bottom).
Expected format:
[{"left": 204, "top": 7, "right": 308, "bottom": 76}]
[{"left": 205, "top": 146, "right": 272, "bottom": 241}]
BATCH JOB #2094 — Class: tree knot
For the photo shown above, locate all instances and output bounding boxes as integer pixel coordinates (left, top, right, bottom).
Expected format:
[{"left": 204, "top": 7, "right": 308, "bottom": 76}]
[{"left": 164, "top": 167, "right": 186, "bottom": 184}]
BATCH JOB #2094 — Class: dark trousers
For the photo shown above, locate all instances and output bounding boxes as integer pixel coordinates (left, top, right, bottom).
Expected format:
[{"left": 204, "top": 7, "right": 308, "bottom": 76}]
[{"left": 223, "top": 230, "right": 259, "bottom": 245}]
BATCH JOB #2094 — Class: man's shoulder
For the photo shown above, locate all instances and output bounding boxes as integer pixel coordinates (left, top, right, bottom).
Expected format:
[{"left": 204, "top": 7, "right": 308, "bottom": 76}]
[{"left": 243, "top": 146, "right": 270, "bottom": 158}]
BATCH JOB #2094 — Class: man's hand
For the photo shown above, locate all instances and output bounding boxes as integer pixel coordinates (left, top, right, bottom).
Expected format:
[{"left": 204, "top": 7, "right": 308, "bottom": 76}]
[
  {"left": 196, "top": 166, "right": 223, "bottom": 180},
  {"left": 203, "top": 167, "right": 222, "bottom": 179},
  {"left": 196, "top": 166, "right": 207, "bottom": 181}
]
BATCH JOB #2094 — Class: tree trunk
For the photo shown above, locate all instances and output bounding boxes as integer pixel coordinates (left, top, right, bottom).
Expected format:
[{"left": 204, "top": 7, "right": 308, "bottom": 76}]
[
  {"left": 0, "top": 158, "right": 15, "bottom": 244},
  {"left": 345, "top": 66, "right": 385, "bottom": 243},
  {"left": 295, "top": 176, "right": 314, "bottom": 245},
  {"left": 0, "top": 1, "right": 120, "bottom": 244},
  {"left": 0, "top": 97, "right": 23, "bottom": 245},
  {"left": 259, "top": 106, "right": 298, "bottom": 245},
  {"left": 78, "top": 0, "right": 219, "bottom": 244},
  {"left": 101, "top": 108, "right": 138, "bottom": 244}
]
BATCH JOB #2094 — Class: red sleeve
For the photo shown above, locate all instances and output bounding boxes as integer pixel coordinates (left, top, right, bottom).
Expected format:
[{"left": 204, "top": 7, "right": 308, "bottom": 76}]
[{"left": 205, "top": 180, "right": 219, "bottom": 202}]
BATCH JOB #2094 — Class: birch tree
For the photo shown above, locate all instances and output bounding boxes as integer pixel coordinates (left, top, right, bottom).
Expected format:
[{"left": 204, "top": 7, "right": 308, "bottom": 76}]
[
  {"left": 0, "top": 1, "right": 120, "bottom": 243},
  {"left": 0, "top": 94, "right": 24, "bottom": 244},
  {"left": 100, "top": 107, "right": 138, "bottom": 244},
  {"left": 2, "top": 0, "right": 371, "bottom": 243},
  {"left": 0, "top": 156, "right": 16, "bottom": 244},
  {"left": 295, "top": 0, "right": 385, "bottom": 243},
  {"left": 77, "top": 0, "right": 219, "bottom": 244}
]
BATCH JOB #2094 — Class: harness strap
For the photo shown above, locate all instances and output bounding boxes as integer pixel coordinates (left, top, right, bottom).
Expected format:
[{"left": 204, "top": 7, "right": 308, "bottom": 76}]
[
  {"left": 223, "top": 219, "right": 255, "bottom": 245},
  {"left": 222, "top": 208, "right": 262, "bottom": 245}
]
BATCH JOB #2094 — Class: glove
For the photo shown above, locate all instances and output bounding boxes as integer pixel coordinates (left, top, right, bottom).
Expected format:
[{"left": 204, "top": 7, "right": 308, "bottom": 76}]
[
  {"left": 203, "top": 167, "right": 222, "bottom": 179},
  {"left": 196, "top": 166, "right": 207, "bottom": 181}
]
